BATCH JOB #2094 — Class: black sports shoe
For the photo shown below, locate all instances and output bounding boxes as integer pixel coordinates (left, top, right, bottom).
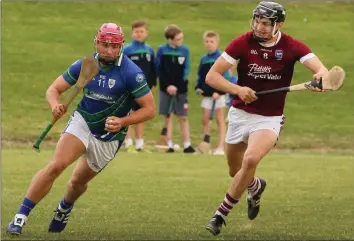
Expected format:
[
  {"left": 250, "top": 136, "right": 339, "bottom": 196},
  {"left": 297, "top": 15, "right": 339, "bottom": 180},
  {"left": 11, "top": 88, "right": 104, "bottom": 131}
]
[
  {"left": 206, "top": 215, "right": 226, "bottom": 236},
  {"left": 247, "top": 178, "right": 267, "bottom": 220},
  {"left": 167, "top": 147, "right": 175, "bottom": 153},
  {"left": 183, "top": 146, "right": 196, "bottom": 153},
  {"left": 48, "top": 204, "right": 74, "bottom": 233}
]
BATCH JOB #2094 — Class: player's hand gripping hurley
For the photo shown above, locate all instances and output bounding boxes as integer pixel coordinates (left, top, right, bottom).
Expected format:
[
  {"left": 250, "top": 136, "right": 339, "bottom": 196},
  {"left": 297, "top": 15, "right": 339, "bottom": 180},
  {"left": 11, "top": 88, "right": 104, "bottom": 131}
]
[
  {"left": 255, "top": 66, "right": 345, "bottom": 96},
  {"left": 33, "top": 56, "right": 99, "bottom": 152}
]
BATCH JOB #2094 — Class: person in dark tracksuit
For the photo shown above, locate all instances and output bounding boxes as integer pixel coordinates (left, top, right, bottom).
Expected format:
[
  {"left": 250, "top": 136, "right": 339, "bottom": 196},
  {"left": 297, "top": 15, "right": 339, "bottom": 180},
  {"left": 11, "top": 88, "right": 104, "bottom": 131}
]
[
  {"left": 123, "top": 20, "right": 156, "bottom": 152},
  {"left": 195, "top": 31, "right": 234, "bottom": 155},
  {"left": 156, "top": 24, "right": 195, "bottom": 153}
]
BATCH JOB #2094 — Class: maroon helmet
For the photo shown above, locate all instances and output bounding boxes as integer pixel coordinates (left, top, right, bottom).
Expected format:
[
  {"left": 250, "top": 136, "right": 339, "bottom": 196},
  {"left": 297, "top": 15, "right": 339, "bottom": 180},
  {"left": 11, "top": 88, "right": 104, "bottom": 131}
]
[{"left": 94, "top": 23, "right": 125, "bottom": 65}]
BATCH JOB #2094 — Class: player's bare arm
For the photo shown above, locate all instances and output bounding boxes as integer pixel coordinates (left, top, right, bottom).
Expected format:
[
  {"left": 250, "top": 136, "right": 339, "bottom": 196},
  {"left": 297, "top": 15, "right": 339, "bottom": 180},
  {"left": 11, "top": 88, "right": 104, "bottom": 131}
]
[
  {"left": 303, "top": 57, "right": 328, "bottom": 80},
  {"left": 206, "top": 57, "right": 258, "bottom": 104},
  {"left": 46, "top": 75, "right": 72, "bottom": 119},
  {"left": 303, "top": 57, "right": 328, "bottom": 92},
  {"left": 105, "top": 91, "right": 156, "bottom": 132}
]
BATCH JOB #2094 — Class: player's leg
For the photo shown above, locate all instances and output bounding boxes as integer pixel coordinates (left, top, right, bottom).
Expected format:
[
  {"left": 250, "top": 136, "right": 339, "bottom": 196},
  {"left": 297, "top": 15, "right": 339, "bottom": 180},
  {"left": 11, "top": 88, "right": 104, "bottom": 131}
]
[
  {"left": 213, "top": 97, "right": 226, "bottom": 155},
  {"left": 214, "top": 107, "right": 226, "bottom": 155},
  {"left": 206, "top": 131, "right": 276, "bottom": 235},
  {"left": 125, "top": 108, "right": 137, "bottom": 153},
  {"left": 166, "top": 115, "right": 174, "bottom": 151},
  {"left": 66, "top": 157, "right": 97, "bottom": 203},
  {"left": 6, "top": 130, "right": 86, "bottom": 235},
  {"left": 125, "top": 126, "right": 133, "bottom": 146},
  {"left": 135, "top": 122, "right": 145, "bottom": 151},
  {"left": 158, "top": 91, "right": 173, "bottom": 152},
  {"left": 49, "top": 135, "right": 123, "bottom": 233},
  {"left": 48, "top": 157, "right": 97, "bottom": 233},
  {"left": 205, "top": 141, "right": 247, "bottom": 236},
  {"left": 228, "top": 129, "right": 276, "bottom": 214},
  {"left": 206, "top": 107, "right": 274, "bottom": 235},
  {"left": 202, "top": 108, "right": 211, "bottom": 136},
  {"left": 176, "top": 93, "right": 195, "bottom": 153},
  {"left": 201, "top": 97, "right": 212, "bottom": 145},
  {"left": 207, "top": 109, "right": 284, "bottom": 235},
  {"left": 226, "top": 142, "right": 247, "bottom": 177},
  {"left": 125, "top": 126, "right": 134, "bottom": 151}
]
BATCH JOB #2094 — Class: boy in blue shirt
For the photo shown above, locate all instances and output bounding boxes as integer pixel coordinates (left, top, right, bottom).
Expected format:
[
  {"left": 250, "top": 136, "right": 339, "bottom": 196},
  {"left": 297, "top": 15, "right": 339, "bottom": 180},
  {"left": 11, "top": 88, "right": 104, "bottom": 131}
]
[
  {"left": 195, "top": 31, "right": 232, "bottom": 155},
  {"left": 123, "top": 20, "right": 157, "bottom": 152}
]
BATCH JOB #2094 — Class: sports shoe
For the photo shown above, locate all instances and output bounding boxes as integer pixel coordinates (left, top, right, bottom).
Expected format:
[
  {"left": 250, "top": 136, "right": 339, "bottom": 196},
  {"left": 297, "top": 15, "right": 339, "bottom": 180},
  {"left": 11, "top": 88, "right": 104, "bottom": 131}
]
[
  {"left": 183, "top": 146, "right": 196, "bottom": 153},
  {"left": 48, "top": 204, "right": 73, "bottom": 233},
  {"left": 205, "top": 214, "right": 226, "bottom": 236},
  {"left": 6, "top": 214, "right": 27, "bottom": 236},
  {"left": 247, "top": 178, "right": 267, "bottom": 220},
  {"left": 126, "top": 145, "right": 138, "bottom": 153},
  {"left": 213, "top": 148, "right": 225, "bottom": 156},
  {"left": 136, "top": 148, "right": 152, "bottom": 153},
  {"left": 167, "top": 147, "right": 175, "bottom": 153}
]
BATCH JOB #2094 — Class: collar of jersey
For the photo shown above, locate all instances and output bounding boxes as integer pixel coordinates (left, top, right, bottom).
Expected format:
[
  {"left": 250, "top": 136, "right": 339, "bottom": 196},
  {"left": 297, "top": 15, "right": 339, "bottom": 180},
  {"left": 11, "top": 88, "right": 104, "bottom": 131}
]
[
  {"left": 132, "top": 40, "right": 145, "bottom": 46},
  {"left": 207, "top": 49, "right": 220, "bottom": 56},
  {"left": 258, "top": 31, "right": 282, "bottom": 48},
  {"left": 166, "top": 43, "right": 180, "bottom": 50}
]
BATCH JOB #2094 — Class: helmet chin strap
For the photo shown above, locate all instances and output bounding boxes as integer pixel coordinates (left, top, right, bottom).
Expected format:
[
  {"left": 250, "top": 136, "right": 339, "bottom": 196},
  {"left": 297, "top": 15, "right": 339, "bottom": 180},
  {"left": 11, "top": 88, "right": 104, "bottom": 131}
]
[
  {"left": 252, "top": 20, "right": 278, "bottom": 43},
  {"left": 94, "top": 43, "right": 123, "bottom": 65}
]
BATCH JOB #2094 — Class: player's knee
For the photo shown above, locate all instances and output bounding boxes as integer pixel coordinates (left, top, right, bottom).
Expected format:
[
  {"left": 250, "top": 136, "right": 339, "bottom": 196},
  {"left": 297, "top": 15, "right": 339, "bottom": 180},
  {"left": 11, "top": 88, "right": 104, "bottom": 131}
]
[
  {"left": 46, "top": 162, "right": 67, "bottom": 179},
  {"left": 242, "top": 154, "right": 260, "bottom": 169}
]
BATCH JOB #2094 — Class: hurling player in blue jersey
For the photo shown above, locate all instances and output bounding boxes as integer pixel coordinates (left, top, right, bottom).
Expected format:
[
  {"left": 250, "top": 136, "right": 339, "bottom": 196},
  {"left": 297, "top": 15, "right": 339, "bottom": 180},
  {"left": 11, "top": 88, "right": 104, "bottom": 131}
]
[{"left": 6, "top": 23, "right": 156, "bottom": 236}]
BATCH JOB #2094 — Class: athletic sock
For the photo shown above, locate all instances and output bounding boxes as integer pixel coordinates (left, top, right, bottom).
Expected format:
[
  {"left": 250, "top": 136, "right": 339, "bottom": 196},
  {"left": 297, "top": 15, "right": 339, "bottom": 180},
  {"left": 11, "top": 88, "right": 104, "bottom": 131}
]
[
  {"left": 168, "top": 140, "right": 173, "bottom": 148},
  {"left": 135, "top": 138, "right": 144, "bottom": 150},
  {"left": 248, "top": 177, "right": 261, "bottom": 197},
  {"left": 59, "top": 198, "right": 73, "bottom": 211},
  {"left": 183, "top": 141, "right": 191, "bottom": 149},
  {"left": 215, "top": 192, "right": 239, "bottom": 220},
  {"left": 125, "top": 138, "right": 133, "bottom": 148},
  {"left": 17, "top": 197, "right": 36, "bottom": 216}
]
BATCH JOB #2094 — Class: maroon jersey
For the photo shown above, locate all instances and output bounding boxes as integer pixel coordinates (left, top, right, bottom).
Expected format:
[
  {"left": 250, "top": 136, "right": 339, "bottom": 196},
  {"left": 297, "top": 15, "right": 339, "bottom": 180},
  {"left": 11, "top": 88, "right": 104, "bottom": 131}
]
[{"left": 223, "top": 31, "right": 314, "bottom": 116}]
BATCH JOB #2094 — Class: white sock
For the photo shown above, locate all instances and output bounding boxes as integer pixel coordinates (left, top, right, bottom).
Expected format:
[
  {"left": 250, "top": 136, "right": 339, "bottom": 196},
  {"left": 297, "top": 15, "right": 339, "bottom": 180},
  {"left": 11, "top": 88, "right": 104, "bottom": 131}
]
[
  {"left": 183, "top": 141, "right": 191, "bottom": 149},
  {"left": 125, "top": 138, "right": 133, "bottom": 148},
  {"left": 168, "top": 140, "right": 173, "bottom": 148},
  {"left": 248, "top": 177, "right": 261, "bottom": 197},
  {"left": 135, "top": 138, "right": 144, "bottom": 149}
]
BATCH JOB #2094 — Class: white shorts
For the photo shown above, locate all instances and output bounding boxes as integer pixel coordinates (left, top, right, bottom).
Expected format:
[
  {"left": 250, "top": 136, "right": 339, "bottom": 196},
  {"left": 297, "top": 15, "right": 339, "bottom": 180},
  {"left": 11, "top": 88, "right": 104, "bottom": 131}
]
[
  {"left": 201, "top": 95, "right": 226, "bottom": 109},
  {"left": 63, "top": 111, "right": 122, "bottom": 172},
  {"left": 225, "top": 107, "right": 285, "bottom": 144}
]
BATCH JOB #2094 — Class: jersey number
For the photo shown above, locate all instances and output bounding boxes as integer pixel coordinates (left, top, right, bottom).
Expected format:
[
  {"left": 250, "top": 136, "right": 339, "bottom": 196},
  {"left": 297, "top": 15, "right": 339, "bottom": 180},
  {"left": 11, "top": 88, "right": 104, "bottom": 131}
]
[{"left": 98, "top": 79, "right": 105, "bottom": 88}]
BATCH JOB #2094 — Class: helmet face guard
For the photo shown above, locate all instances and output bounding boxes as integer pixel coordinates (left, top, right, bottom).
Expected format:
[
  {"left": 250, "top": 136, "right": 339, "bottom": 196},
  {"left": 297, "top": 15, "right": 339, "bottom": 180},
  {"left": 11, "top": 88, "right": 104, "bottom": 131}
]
[
  {"left": 251, "top": 2, "right": 286, "bottom": 42},
  {"left": 94, "top": 23, "right": 125, "bottom": 65}
]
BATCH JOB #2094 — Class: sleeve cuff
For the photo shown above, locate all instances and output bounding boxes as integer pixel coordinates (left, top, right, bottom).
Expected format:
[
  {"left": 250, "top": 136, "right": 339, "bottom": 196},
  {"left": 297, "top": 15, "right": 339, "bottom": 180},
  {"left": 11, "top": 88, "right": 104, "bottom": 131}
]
[
  {"left": 221, "top": 52, "right": 237, "bottom": 65},
  {"left": 300, "top": 53, "right": 316, "bottom": 64}
]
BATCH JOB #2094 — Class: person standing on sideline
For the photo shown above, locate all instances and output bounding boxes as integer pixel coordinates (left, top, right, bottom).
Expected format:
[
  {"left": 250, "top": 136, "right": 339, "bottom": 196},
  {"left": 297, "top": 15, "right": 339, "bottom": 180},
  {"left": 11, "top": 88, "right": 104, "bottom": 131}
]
[
  {"left": 156, "top": 24, "right": 196, "bottom": 153},
  {"left": 123, "top": 20, "right": 157, "bottom": 153},
  {"left": 195, "top": 30, "right": 231, "bottom": 155}
]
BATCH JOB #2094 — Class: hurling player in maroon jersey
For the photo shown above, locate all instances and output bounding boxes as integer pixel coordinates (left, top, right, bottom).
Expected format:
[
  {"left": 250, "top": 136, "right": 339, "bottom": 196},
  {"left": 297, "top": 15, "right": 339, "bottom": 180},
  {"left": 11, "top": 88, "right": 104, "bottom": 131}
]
[{"left": 205, "top": 1, "right": 328, "bottom": 236}]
